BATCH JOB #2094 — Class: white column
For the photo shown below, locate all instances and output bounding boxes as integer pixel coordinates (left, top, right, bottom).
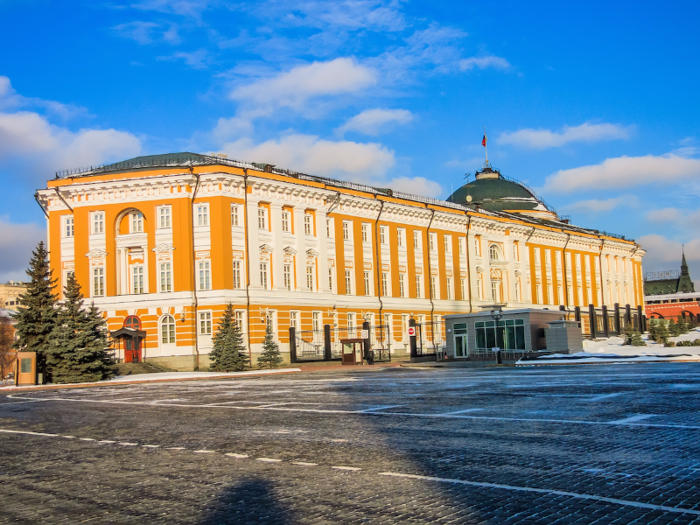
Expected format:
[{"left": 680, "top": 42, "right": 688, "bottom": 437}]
[
  {"left": 317, "top": 209, "right": 329, "bottom": 293},
  {"left": 246, "top": 197, "right": 262, "bottom": 288},
  {"left": 294, "top": 206, "right": 306, "bottom": 291},
  {"left": 270, "top": 203, "right": 284, "bottom": 290}
]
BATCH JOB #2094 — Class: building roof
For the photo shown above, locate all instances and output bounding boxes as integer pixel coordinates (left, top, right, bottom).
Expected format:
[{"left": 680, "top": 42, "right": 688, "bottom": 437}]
[{"left": 644, "top": 251, "right": 695, "bottom": 296}]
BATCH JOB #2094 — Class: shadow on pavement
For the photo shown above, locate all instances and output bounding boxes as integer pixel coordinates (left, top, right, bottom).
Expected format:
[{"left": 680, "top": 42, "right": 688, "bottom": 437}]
[{"left": 199, "top": 478, "right": 295, "bottom": 525}]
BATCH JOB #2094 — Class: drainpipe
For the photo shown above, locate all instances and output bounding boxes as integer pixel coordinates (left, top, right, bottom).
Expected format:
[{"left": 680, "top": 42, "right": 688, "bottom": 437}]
[
  {"left": 190, "top": 168, "right": 201, "bottom": 370},
  {"left": 523, "top": 227, "right": 537, "bottom": 306},
  {"left": 34, "top": 192, "right": 49, "bottom": 219},
  {"left": 243, "top": 169, "right": 252, "bottom": 361},
  {"left": 425, "top": 207, "right": 436, "bottom": 345},
  {"left": 464, "top": 212, "right": 473, "bottom": 313},
  {"left": 373, "top": 199, "right": 385, "bottom": 325}
]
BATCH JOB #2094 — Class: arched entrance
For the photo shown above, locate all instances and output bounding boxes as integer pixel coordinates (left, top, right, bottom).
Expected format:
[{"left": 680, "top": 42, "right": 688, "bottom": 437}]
[{"left": 111, "top": 316, "right": 147, "bottom": 363}]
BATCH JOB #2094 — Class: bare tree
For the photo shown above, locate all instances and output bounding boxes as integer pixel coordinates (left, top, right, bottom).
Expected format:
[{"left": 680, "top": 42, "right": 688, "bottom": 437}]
[{"left": 0, "top": 314, "right": 15, "bottom": 385}]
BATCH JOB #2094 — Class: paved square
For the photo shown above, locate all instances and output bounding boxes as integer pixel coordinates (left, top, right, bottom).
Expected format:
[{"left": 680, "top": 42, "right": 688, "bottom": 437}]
[{"left": 1, "top": 363, "right": 700, "bottom": 524}]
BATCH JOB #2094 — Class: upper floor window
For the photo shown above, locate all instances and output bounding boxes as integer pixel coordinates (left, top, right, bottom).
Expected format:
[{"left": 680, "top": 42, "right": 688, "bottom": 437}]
[
  {"left": 131, "top": 212, "right": 144, "bottom": 233},
  {"left": 92, "top": 267, "right": 105, "bottom": 297},
  {"left": 474, "top": 236, "right": 481, "bottom": 257},
  {"left": 362, "top": 224, "right": 370, "bottom": 243},
  {"left": 196, "top": 204, "right": 208, "bottom": 227},
  {"left": 198, "top": 261, "right": 211, "bottom": 290},
  {"left": 306, "top": 265, "right": 315, "bottom": 291},
  {"left": 159, "top": 262, "right": 172, "bottom": 293},
  {"left": 92, "top": 212, "right": 104, "bottom": 235},
  {"left": 397, "top": 229, "right": 405, "bottom": 248},
  {"left": 444, "top": 235, "right": 452, "bottom": 254},
  {"left": 304, "top": 214, "right": 313, "bottom": 236},
  {"left": 131, "top": 265, "right": 145, "bottom": 294},
  {"left": 64, "top": 216, "right": 74, "bottom": 238},
  {"left": 260, "top": 262, "right": 269, "bottom": 289},
  {"left": 344, "top": 270, "right": 352, "bottom": 295},
  {"left": 233, "top": 260, "right": 243, "bottom": 289},
  {"left": 282, "top": 211, "right": 291, "bottom": 232},
  {"left": 326, "top": 218, "right": 333, "bottom": 237},
  {"left": 380, "top": 226, "right": 387, "bottom": 245},
  {"left": 159, "top": 206, "right": 171, "bottom": 229},
  {"left": 413, "top": 231, "right": 421, "bottom": 250},
  {"left": 343, "top": 221, "right": 351, "bottom": 241},
  {"left": 363, "top": 271, "right": 371, "bottom": 296},
  {"left": 459, "top": 237, "right": 465, "bottom": 255},
  {"left": 199, "top": 311, "right": 212, "bottom": 335},
  {"left": 284, "top": 264, "right": 292, "bottom": 291},
  {"left": 513, "top": 243, "right": 519, "bottom": 261},
  {"left": 429, "top": 233, "right": 436, "bottom": 251},
  {"left": 231, "top": 204, "right": 240, "bottom": 227},
  {"left": 161, "top": 315, "right": 176, "bottom": 344},
  {"left": 489, "top": 244, "right": 499, "bottom": 261}
]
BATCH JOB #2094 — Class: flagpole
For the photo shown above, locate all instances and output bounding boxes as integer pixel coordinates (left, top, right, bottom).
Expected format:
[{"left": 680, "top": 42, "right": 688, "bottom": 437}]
[{"left": 484, "top": 127, "right": 489, "bottom": 165}]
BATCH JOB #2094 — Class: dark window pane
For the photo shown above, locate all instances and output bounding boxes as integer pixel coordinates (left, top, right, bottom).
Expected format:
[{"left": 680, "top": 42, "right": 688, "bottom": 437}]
[
  {"left": 516, "top": 326, "right": 526, "bottom": 349},
  {"left": 476, "top": 328, "right": 486, "bottom": 349},
  {"left": 486, "top": 327, "right": 496, "bottom": 349},
  {"left": 20, "top": 359, "right": 32, "bottom": 374}
]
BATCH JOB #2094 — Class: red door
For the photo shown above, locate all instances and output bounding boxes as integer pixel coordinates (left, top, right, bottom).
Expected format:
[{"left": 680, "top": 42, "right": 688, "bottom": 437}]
[{"left": 124, "top": 337, "right": 142, "bottom": 363}]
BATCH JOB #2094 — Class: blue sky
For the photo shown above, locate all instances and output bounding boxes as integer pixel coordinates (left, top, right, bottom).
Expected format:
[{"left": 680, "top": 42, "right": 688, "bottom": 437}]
[{"left": 1, "top": 0, "right": 699, "bottom": 285}]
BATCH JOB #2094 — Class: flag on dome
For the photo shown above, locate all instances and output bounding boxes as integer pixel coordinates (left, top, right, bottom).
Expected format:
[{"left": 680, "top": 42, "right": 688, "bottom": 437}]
[{"left": 482, "top": 134, "right": 488, "bottom": 147}]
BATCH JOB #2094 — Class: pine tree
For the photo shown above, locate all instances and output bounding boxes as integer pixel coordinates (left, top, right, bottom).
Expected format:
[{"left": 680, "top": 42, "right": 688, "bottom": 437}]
[
  {"left": 13, "top": 242, "right": 58, "bottom": 378},
  {"left": 210, "top": 303, "right": 249, "bottom": 372},
  {"left": 656, "top": 321, "right": 669, "bottom": 345},
  {"left": 648, "top": 319, "right": 658, "bottom": 342},
  {"left": 677, "top": 315, "right": 689, "bottom": 334},
  {"left": 630, "top": 331, "right": 646, "bottom": 346},
  {"left": 257, "top": 323, "right": 283, "bottom": 369},
  {"left": 47, "top": 274, "right": 115, "bottom": 384},
  {"left": 623, "top": 326, "right": 634, "bottom": 345},
  {"left": 668, "top": 318, "right": 680, "bottom": 337}
]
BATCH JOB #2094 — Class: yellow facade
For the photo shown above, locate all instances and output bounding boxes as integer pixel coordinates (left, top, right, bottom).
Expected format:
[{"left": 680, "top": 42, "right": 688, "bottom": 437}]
[{"left": 36, "top": 154, "right": 645, "bottom": 369}]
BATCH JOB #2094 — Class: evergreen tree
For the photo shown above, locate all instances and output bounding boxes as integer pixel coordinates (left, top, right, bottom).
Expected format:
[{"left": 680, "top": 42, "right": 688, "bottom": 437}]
[
  {"left": 677, "top": 315, "right": 689, "bottom": 334},
  {"left": 210, "top": 303, "right": 249, "bottom": 372},
  {"left": 47, "top": 274, "right": 115, "bottom": 384},
  {"left": 656, "top": 321, "right": 669, "bottom": 345},
  {"left": 648, "top": 319, "right": 658, "bottom": 342},
  {"left": 668, "top": 318, "right": 680, "bottom": 337},
  {"left": 13, "top": 242, "right": 58, "bottom": 378},
  {"left": 630, "top": 331, "right": 646, "bottom": 347},
  {"left": 257, "top": 323, "right": 283, "bottom": 369}
]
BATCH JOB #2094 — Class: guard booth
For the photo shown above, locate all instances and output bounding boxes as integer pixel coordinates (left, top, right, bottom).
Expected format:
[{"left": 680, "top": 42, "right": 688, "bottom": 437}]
[
  {"left": 111, "top": 316, "right": 146, "bottom": 363},
  {"left": 341, "top": 338, "right": 364, "bottom": 365},
  {"left": 15, "top": 351, "right": 36, "bottom": 386}
]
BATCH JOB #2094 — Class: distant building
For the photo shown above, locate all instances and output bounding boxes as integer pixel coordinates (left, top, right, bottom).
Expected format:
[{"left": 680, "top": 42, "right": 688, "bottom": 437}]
[
  {"left": 0, "top": 281, "right": 27, "bottom": 311},
  {"left": 644, "top": 252, "right": 699, "bottom": 323}
]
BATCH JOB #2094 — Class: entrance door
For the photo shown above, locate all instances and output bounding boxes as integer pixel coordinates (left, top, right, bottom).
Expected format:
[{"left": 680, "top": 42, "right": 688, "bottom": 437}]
[
  {"left": 453, "top": 323, "right": 468, "bottom": 358},
  {"left": 124, "top": 337, "right": 142, "bottom": 363},
  {"left": 342, "top": 342, "right": 356, "bottom": 365}
]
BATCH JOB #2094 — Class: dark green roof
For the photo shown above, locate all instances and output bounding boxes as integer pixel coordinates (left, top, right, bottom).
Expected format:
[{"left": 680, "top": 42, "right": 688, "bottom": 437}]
[{"left": 447, "top": 177, "right": 540, "bottom": 211}]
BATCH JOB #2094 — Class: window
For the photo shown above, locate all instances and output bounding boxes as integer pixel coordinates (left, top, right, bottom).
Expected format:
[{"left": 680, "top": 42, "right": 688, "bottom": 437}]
[
  {"left": 343, "top": 221, "right": 350, "bottom": 240},
  {"left": 431, "top": 276, "right": 437, "bottom": 299},
  {"left": 304, "top": 214, "right": 313, "bottom": 236},
  {"left": 364, "top": 271, "right": 371, "bottom": 296},
  {"left": 429, "top": 233, "right": 436, "bottom": 251},
  {"left": 545, "top": 249, "right": 551, "bottom": 266},
  {"left": 345, "top": 270, "right": 352, "bottom": 295},
  {"left": 399, "top": 274, "right": 405, "bottom": 297},
  {"left": 380, "top": 226, "right": 387, "bottom": 245},
  {"left": 124, "top": 316, "right": 140, "bottom": 330},
  {"left": 234, "top": 311, "right": 244, "bottom": 331},
  {"left": 284, "top": 264, "right": 292, "bottom": 291},
  {"left": 446, "top": 277, "right": 452, "bottom": 300},
  {"left": 159, "top": 263, "right": 172, "bottom": 293},
  {"left": 92, "top": 212, "right": 104, "bottom": 234},
  {"left": 414, "top": 230, "right": 421, "bottom": 250},
  {"left": 198, "top": 261, "right": 211, "bottom": 290},
  {"left": 415, "top": 275, "right": 422, "bottom": 298},
  {"left": 397, "top": 229, "right": 404, "bottom": 248},
  {"left": 460, "top": 278, "right": 466, "bottom": 300},
  {"left": 347, "top": 312, "right": 355, "bottom": 329},
  {"left": 233, "top": 261, "right": 242, "bottom": 289},
  {"left": 513, "top": 243, "right": 519, "bottom": 261},
  {"left": 196, "top": 205, "right": 208, "bottom": 227},
  {"left": 64, "top": 216, "right": 74, "bottom": 238},
  {"left": 260, "top": 262, "right": 269, "bottom": 289},
  {"left": 476, "top": 275, "right": 483, "bottom": 299},
  {"left": 258, "top": 208, "right": 267, "bottom": 230},
  {"left": 92, "top": 267, "right": 104, "bottom": 297},
  {"left": 312, "top": 312, "right": 321, "bottom": 332},
  {"left": 489, "top": 244, "right": 499, "bottom": 261},
  {"left": 474, "top": 236, "right": 481, "bottom": 257},
  {"left": 515, "top": 279, "right": 521, "bottom": 301},
  {"left": 159, "top": 206, "right": 171, "bottom": 229},
  {"left": 199, "top": 312, "right": 212, "bottom": 335},
  {"left": 231, "top": 204, "right": 239, "bottom": 227},
  {"left": 132, "top": 266, "right": 144, "bottom": 294},
  {"left": 444, "top": 235, "right": 451, "bottom": 254},
  {"left": 290, "top": 311, "right": 299, "bottom": 330},
  {"left": 382, "top": 272, "right": 388, "bottom": 296},
  {"left": 326, "top": 218, "right": 333, "bottom": 237},
  {"left": 282, "top": 211, "right": 290, "bottom": 232},
  {"left": 161, "top": 315, "right": 176, "bottom": 344},
  {"left": 401, "top": 314, "right": 409, "bottom": 339},
  {"left": 491, "top": 280, "right": 499, "bottom": 302},
  {"left": 458, "top": 237, "right": 465, "bottom": 255},
  {"left": 306, "top": 265, "right": 315, "bottom": 291},
  {"left": 536, "top": 283, "right": 542, "bottom": 304},
  {"left": 328, "top": 268, "right": 334, "bottom": 292},
  {"left": 475, "top": 318, "right": 526, "bottom": 351},
  {"left": 362, "top": 224, "right": 369, "bottom": 243}
]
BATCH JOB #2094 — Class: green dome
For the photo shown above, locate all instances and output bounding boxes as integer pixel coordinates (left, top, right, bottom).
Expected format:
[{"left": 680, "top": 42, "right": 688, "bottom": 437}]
[{"left": 447, "top": 166, "right": 555, "bottom": 217}]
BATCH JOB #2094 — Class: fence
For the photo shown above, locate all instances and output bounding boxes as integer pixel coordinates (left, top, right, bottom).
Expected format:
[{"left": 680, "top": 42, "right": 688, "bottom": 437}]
[
  {"left": 412, "top": 321, "right": 445, "bottom": 357},
  {"left": 559, "top": 303, "right": 645, "bottom": 338},
  {"left": 290, "top": 324, "right": 392, "bottom": 363}
]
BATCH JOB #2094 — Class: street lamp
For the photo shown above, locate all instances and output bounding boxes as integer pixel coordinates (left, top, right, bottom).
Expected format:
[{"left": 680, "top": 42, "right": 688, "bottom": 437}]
[{"left": 490, "top": 305, "right": 503, "bottom": 365}]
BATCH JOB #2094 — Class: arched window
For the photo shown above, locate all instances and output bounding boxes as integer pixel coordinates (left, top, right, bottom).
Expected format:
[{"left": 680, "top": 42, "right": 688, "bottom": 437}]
[
  {"left": 124, "top": 316, "right": 141, "bottom": 330},
  {"left": 489, "top": 244, "right": 499, "bottom": 261},
  {"left": 161, "top": 315, "right": 176, "bottom": 344}
]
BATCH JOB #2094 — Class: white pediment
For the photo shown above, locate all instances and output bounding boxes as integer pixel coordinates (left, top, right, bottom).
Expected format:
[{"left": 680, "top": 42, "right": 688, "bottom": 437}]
[
  {"left": 152, "top": 243, "right": 176, "bottom": 253},
  {"left": 85, "top": 248, "right": 108, "bottom": 258}
]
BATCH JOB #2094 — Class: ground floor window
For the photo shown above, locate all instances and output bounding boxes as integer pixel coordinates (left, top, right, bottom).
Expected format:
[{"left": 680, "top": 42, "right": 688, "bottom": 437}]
[
  {"left": 475, "top": 318, "right": 525, "bottom": 350},
  {"left": 454, "top": 323, "right": 468, "bottom": 357}
]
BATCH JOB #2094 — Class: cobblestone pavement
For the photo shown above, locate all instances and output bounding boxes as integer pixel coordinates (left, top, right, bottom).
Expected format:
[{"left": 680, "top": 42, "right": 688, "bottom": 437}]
[{"left": 1, "top": 363, "right": 700, "bottom": 524}]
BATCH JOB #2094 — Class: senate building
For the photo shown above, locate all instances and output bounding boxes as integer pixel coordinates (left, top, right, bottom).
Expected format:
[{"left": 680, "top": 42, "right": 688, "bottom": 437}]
[{"left": 35, "top": 153, "right": 645, "bottom": 370}]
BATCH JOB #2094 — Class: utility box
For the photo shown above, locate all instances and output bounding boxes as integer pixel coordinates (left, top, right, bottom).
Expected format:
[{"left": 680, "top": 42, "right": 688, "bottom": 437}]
[
  {"left": 15, "top": 352, "right": 37, "bottom": 386},
  {"left": 545, "top": 320, "right": 583, "bottom": 353}
]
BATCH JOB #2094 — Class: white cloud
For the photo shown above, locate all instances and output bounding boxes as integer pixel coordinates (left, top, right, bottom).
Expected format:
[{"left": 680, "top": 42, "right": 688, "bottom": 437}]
[
  {"left": 0, "top": 76, "right": 87, "bottom": 119},
  {"left": 276, "top": 0, "right": 407, "bottom": 32},
  {"left": 113, "top": 21, "right": 181, "bottom": 45},
  {"left": 544, "top": 154, "right": 700, "bottom": 193},
  {"left": 563, "top": 196, "right": 632, "bottom": 214},
  {"left": 335, "top": 108, "right": 412, "bottom": 136},
  {"left": 158, "top": 49, "right": 210, "bottom": 69},
  {"left": 459, "top": 56, "right": 510, "bottom": 71},
  {"left": 211, "top": 116, "right": 254, "bottom": 142},
  {"left": 499, "top": 122, "right": 631, "bottom": 149},
  {"left": 221, "top": 134, "right": 394, "bottom": 182},
  {"left": 646, "top": 207, "right": 700, "bottom": 224},
  {"left": 386, "top": 176, "right": 441, "bottom": 198},
  {"left": 230, "top": 58, "right": 377, "bottom": 117},
  {"left": 0, "top": 218, "right": 45, "bottom": 282},
  {"left": 130, "top": 0, "right": 212, "bottom": 18}
]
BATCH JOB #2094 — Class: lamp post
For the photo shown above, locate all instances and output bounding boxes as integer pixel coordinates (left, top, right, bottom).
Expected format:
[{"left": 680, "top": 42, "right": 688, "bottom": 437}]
[{"left": 490, "top": 305, "right": 503, "bottom": 365}]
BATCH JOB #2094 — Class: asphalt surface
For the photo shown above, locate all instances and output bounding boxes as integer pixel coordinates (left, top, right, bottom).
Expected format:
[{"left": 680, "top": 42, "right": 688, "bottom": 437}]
[{"left": 1, "top": 363, "right": 700, "bottom": 524}]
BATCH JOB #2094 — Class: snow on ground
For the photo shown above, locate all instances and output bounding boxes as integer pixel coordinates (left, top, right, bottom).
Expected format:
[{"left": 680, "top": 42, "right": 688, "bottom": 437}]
[{"left": 517, "top": 328, "right": 700, "bottom": 366}]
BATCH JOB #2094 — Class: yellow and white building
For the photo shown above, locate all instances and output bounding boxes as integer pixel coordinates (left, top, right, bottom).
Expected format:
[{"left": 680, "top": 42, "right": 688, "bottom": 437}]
[{"left": 35, "top": 153, "right": 645, "bottom": 369}]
